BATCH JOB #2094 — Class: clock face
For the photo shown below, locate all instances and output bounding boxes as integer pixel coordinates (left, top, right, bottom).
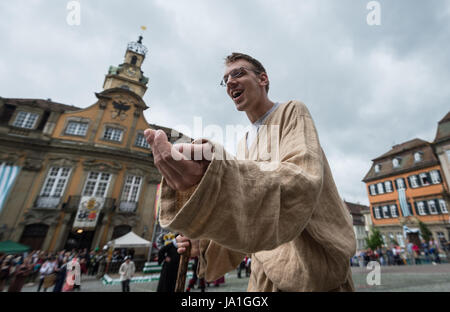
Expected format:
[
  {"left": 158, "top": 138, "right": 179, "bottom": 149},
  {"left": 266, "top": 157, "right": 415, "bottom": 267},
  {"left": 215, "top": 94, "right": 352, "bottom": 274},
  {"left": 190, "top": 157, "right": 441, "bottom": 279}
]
[{"left": 126, "top": 68, "right": 136, "bottom": 78}]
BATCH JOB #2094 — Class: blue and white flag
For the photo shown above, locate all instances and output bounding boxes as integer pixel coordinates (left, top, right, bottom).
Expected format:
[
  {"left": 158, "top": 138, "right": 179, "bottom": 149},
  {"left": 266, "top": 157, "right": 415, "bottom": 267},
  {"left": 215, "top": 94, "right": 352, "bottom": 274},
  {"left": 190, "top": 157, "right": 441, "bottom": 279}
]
[
  {"left": 403, "top": 224, "right": 419, "bottom": 237},
  {"left": 398, "top": 188, "right": 410, "bottom": 217},
  {"left": 0, "top": 163, "right": 20, "bottom": 213}
]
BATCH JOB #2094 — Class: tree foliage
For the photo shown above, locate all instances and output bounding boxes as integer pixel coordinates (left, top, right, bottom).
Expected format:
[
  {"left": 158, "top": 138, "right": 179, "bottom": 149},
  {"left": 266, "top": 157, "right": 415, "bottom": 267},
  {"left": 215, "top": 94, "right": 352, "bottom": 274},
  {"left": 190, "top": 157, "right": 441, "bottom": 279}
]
[
  {"left": 418, "top": 221, "right": 432, "bottom": 242},
  {"left": 365, "top": 226, "right": 384, "bottom": 250}
]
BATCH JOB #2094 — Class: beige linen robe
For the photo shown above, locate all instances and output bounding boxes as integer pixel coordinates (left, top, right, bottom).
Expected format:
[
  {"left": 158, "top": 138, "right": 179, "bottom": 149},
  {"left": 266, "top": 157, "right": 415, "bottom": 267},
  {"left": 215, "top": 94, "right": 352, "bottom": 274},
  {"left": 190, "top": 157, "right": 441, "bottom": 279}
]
[{"left": 159, "top": 100, "right": 356, "bottom": 291}]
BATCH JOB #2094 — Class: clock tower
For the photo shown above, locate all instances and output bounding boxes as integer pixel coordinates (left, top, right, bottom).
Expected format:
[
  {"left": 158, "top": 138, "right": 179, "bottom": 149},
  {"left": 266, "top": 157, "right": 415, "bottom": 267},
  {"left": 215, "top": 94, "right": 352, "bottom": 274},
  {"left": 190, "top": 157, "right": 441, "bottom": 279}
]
[{"left": 103, "top": 36, "right": 149, "bottom": 97}]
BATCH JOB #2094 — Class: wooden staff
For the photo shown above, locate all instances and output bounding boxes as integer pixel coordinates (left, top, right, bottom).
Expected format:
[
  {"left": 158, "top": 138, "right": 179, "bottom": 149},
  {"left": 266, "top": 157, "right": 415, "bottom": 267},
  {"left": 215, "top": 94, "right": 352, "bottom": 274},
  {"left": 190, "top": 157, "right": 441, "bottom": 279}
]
[
  {"left": 174, "top": 187, "right": 196, "bottom": 292},
  {"left": 175, "top": 239, "right": 191, "bottom": 292}
]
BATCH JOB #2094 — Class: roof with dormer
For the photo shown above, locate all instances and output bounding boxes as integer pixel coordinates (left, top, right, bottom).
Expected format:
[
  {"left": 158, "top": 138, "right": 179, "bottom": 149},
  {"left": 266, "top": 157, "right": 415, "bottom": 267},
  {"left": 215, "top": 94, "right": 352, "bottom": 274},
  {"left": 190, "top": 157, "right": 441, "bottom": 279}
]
[
  {"left": 344, "top": 201, "right": 368, "bottom": 226},
  {"left": 1, "top": 97, "right": 80, "bottom": 113},
  {"left": 433, "top": 111, "right": 450, "bottom": 144},
  {"left": 363, "top": 138, "right": 439, "bottom": 182}
]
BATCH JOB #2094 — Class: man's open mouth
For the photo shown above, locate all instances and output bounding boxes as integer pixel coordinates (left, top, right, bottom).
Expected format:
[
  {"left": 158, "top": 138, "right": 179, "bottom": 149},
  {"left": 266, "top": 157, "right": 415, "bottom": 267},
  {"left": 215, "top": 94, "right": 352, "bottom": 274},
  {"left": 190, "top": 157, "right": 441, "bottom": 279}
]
[{"left": 232, "top": 90, "right": 244, "bottom": 100}]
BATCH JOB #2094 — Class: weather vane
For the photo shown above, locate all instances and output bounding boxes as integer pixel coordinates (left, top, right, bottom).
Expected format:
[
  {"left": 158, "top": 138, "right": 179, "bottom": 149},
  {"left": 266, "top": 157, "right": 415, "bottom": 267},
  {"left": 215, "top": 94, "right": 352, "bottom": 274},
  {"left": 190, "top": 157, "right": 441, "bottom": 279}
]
[
  {"left": 127, "top": 26, "right": 148, "bottom": 55},
  {"left": 138, "top": 26, "right": 147, "bottom": 44}
]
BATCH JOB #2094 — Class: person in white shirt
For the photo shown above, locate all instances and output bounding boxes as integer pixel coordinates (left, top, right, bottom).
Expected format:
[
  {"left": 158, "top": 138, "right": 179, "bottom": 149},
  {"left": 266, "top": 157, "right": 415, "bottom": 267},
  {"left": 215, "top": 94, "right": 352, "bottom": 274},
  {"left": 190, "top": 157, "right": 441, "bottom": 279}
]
[
  {"left": 119, "top": 256, "right": 135, "bottom": 292},
  {"left": 37, "top": 256, "right": 57, "bottom": 292}
]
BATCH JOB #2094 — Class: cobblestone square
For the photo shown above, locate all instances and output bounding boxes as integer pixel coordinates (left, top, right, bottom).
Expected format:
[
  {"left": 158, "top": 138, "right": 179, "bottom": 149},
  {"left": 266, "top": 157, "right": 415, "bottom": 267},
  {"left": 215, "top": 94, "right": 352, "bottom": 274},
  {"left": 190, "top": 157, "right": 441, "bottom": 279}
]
[{"left": 15, "top": 263, "right": 450, "bottom": 292}]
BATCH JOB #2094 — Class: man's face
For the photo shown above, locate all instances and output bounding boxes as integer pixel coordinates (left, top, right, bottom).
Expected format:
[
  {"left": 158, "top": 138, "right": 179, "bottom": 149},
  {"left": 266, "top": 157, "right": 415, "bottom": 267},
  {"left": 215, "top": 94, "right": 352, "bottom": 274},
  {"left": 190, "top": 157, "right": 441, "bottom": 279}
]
[{"left": 223, "top": 60, "right": 267, "bottom": 112}]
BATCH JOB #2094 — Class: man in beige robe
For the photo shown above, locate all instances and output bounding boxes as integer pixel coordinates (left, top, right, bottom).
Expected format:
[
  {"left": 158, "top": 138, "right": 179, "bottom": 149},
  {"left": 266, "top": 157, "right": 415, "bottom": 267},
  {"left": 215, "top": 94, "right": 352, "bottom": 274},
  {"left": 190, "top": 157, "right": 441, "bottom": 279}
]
[{"left": 144, "top": 53, "right": 356, "bottom": 291}]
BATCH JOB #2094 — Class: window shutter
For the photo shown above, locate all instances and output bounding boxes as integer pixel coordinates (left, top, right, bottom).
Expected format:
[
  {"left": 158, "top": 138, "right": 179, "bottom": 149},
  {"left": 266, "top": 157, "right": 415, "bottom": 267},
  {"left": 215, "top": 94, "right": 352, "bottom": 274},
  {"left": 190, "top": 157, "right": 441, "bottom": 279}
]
[
  {"left": 415, "top": 175, "right": 420, "bottom": 187},
  {"left": 423, "top": 201, "right": 430, "bottom": 215},
  {"left": 426, "top": 172, "right": 432, "bottom": 184},
  {"left": 436, "top": 170, "right": 442, "bottom": 183},
  {"left": 408, "top": 203, "right": 413, "bottom": 215},
  {"left": 435, "top": 199, "right": 441, "bottom": 214},
  {"left": 416, "top": 175, "right": 422, "bottom": 187},
  {"left": 394, "top": 179, "right": 398, "bottom": 190},
  {"left": 389, "top": 181, "right": 393, "bottom": 192},
  {"left": 403, "top": 178, "right": 407, "bottom": 189},
  {"left": 414, "top": 202, "right": 419, "bottom": 215},
  {"left": 407, "top": 176, "right": 412, "bottom": 188},
  {"left": 385, "top": 206, "right": 391, "bottom": 218},
  {"left": 372, "top": 206, "right": 377, "bottom": 219},
  {"left": 395, "top": 204, "right": 399, "bottom": 217}
]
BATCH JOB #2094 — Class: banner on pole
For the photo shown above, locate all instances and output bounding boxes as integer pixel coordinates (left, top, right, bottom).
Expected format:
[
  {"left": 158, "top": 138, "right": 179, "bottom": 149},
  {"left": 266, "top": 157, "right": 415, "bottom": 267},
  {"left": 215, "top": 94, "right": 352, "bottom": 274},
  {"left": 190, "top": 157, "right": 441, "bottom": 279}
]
[
  {"left": 154, "top": 184, "right": 161, "bottom": 222},
  {"left": 398, "top": 188, "right": 410, "bottom": 217},
  {"left": 0, "top": 163, "right": 20, "bottom": 214}
]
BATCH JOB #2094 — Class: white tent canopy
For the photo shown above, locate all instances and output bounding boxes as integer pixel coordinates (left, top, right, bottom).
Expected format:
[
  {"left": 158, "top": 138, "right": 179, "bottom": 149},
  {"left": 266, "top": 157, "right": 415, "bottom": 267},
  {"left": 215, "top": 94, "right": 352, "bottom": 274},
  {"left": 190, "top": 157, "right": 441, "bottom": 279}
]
[{"left": 107, "top": 231, "right": 151, "bottom": 248}]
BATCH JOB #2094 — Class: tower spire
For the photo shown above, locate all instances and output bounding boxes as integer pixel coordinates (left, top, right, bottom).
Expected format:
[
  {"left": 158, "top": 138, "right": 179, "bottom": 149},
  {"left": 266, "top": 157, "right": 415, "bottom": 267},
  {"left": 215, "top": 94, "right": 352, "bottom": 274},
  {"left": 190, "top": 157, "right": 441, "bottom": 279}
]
[{"left": 102, "top": 36, "right": 149, "bottom": 97}]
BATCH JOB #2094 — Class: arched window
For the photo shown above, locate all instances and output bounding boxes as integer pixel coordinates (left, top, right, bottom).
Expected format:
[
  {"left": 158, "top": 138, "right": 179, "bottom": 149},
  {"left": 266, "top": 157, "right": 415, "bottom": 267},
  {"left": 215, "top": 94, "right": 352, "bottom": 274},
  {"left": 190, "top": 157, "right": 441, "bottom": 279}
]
[
  {"left": 374, "top": 164, "right": 381, "bottom": 173},
  {"left": 112, "top": 225, "right": 132, "bottom": 240},
  {"left": 131, "top": 56, "right": 138, "bottom": 65},
  {"left": 392, "top": 158, "right": 401, "bottom": 168},
  {"left": 19, "top": 224, "right": 49, "bottom": 251},
  {"left": 414, "top": 152, "right": 422, "bottom": 162}
]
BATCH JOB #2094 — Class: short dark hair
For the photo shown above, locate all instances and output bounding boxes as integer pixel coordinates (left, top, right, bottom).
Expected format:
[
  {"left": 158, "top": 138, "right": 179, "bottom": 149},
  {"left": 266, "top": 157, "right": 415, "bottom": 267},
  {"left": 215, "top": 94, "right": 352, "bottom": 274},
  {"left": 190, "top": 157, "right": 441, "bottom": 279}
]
[{"left": 224, "top": 52, "right": 269, "bottom": 93}]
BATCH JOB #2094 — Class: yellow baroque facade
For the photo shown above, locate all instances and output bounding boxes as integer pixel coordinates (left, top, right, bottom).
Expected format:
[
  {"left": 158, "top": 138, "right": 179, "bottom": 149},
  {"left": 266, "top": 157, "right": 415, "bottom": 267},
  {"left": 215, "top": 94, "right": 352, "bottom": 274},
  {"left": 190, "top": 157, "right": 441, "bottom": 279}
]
[{"left": 0, "top": 37, "right": 184, "bottom": 253}]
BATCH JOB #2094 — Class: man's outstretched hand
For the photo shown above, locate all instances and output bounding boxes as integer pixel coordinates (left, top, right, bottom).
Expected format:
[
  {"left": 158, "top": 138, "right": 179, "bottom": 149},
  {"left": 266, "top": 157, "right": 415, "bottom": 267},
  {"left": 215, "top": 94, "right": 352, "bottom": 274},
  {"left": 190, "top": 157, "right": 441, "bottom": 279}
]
[{"left": 144, "top": 129, "right": 211, "bottom": 191}]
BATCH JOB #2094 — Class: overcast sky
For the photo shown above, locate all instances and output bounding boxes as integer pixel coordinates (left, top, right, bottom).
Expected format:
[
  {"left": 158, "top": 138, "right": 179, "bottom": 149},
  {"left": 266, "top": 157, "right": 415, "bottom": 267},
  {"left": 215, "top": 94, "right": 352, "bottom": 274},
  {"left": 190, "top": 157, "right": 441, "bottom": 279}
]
[{"left": 1, "top": 0, "right": 449, "bottom": 205}]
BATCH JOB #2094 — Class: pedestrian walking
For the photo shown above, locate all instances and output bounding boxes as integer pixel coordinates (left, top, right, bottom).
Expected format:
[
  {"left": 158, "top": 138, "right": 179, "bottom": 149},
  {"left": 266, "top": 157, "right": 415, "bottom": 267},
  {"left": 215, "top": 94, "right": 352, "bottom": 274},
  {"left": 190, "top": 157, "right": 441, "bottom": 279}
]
[
  {"left": 213, "top": 276, "right": 225, "bottom": 287},
  {"left": 245, "top": 257, "right": 251, "bottom": 277},
  {"left": 363, "top": 249, "right": 370, "bottom": 266},
  {"left": 413, "top": 244, "right": 421, "bottom": 265},
  {"left": 406, "top": 240, "right": 415, "bottom": 265},
  {"left": 88, "top": 251, "right": 96, "bottom": 276},
  {"left": 0, "top": 255, "right": 14, "bottom": 291},
  {"left": 96, "top": 251, "right": 107, "bottom": 279},
  {"left": 8, "top": 256, "right": 32, "bottom": 292},
  {"left": 80, "top": 258, "right": 88, "bottom": 275},
  {"left": 53, "top": 257, "right": 68, "bottom": 292},
  {"left": 421, "top": 239, "right": 431, "bottom": 263},
  {"left": 37, "top": 256, "right": 57, "bottom": 292},
  {"left": 376, "top": 247, "right": 385, "bottom": 266},
  {"left": 237, "top": 258, "right": 246, "bottom": 278},
  {"left": 186, "top": 257, "right": 205, "bottom": 292},
  {"left": 428, "top": 240, "right": 441, "bottom": 265},
  {"left": 119, "top": 256, "right": 135, "bottom": 292}
]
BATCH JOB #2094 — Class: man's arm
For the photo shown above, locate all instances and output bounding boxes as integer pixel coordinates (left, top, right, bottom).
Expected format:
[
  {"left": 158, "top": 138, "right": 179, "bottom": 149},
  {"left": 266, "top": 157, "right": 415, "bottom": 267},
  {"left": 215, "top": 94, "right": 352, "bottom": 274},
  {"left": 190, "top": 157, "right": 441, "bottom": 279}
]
[{"left": 156, "top": 103, "right": 324, "bottom": 254}]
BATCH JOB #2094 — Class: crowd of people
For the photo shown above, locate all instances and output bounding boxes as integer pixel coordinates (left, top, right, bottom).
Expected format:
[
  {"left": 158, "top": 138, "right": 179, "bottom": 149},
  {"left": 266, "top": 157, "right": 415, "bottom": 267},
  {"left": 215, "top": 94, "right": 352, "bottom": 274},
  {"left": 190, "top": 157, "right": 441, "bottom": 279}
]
[
  {"left": 0, "top": 248, "right": 108, "bottom": 292},
  {"left": 352, "top": 239, "right": 447, "bottom": 267},
  {"left": 1, "top": 235, "right": 245, "bottom": 293}
]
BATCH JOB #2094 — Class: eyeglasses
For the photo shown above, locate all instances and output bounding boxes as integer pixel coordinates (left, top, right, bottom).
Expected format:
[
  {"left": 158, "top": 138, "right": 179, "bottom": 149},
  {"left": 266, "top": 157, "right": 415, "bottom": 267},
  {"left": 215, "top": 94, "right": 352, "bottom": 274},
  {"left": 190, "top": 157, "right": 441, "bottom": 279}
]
[{"left": 220, "top": 67, "right": 259, "bottom": 87}]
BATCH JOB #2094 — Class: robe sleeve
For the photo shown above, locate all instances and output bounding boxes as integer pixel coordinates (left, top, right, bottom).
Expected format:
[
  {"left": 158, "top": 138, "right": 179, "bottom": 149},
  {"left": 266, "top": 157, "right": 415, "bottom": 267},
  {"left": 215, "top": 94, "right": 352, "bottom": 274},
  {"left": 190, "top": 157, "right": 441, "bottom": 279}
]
[
  {"left": 159, "top": 102, "right": 324, "bottom": 254},
  {"left": 196, "top": 240, "right": 246, "bottom": 282}
]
